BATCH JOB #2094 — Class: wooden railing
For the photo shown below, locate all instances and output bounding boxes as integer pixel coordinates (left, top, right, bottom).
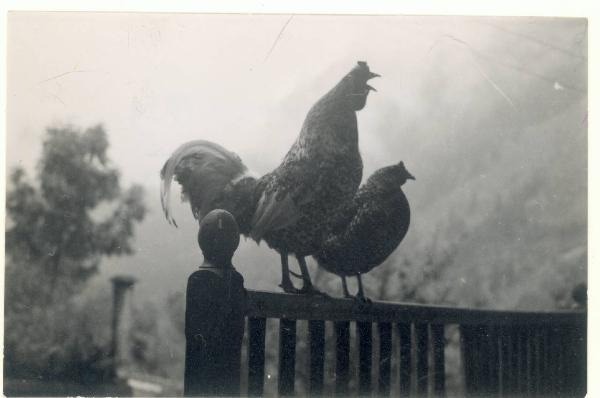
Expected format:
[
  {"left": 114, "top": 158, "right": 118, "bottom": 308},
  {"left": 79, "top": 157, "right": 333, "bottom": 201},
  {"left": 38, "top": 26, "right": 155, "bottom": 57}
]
[{"left": 241, "top": 291, "right": 586, "bottom": 397}]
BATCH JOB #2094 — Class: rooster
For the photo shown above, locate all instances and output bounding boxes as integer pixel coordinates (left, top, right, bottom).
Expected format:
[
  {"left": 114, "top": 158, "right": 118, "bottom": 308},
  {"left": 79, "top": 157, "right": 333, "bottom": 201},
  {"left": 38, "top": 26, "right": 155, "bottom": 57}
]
[
  {"left": 315, "top": 161, "right": 414, "bottom": 301},
  {"left": 161, "top": 61, "right": 380, "bottom": 294}
]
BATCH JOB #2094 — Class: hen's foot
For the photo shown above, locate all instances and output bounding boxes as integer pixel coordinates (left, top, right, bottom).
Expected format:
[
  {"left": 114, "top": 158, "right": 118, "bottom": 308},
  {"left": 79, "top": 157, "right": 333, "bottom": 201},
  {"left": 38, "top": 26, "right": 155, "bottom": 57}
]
[{"left": 354, "top": 294, "right": 372, "bottom": 306}]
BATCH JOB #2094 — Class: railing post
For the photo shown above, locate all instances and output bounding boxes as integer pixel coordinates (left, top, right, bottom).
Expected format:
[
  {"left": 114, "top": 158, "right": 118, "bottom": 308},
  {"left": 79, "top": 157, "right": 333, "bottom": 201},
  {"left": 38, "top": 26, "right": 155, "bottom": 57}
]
[
  {"left": 334, "top": 321, "right": 351, "bottom": 396},
  {"left": 278, "top": 318, "right": 297, "bottom": 396},
  {"left": 415, "top": 323, "right": 429, "bottom": 397},
  {"left": 247, "top": 317, "right": 266, "bottom": 396},
  {"left": 309, "top": 320, "right": 326, "bottom": 396},
  {"left": 431, "top": 324, "right": 445, "bottom": 397},
  {"left": 109, "top": 275, "right": 136, "bottom": 379},
  {"left": 397, "top": 323, "right": 412, "bottom": 397},
  {"left": 357, "top": 321, "right": 373, "bottom": 395},
  {"left": 377, "top": 322, "right": 392, "bottom": 396},
  {"left": 184, "top": 210, "right": 246, "bottom": 397}
]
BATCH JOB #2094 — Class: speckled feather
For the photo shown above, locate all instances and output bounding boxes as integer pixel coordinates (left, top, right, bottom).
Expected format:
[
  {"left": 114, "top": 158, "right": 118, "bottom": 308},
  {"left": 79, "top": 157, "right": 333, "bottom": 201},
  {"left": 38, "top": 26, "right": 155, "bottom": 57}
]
[
  {"left": 315, "top": 163, "right": 413, "bottom": 277},
  {"left": 161, "top": 62, "right": 378, "bottom": 258}
]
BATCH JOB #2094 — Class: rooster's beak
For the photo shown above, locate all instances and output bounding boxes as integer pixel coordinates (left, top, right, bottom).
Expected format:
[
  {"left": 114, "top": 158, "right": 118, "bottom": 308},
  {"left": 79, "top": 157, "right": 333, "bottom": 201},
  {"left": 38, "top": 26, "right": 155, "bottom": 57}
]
[
  {"left": 407, "top": 173, "right": 415, "bottom": 180},
  {"left": 369, "top": 72, "right": 381, "bottom": 79}
]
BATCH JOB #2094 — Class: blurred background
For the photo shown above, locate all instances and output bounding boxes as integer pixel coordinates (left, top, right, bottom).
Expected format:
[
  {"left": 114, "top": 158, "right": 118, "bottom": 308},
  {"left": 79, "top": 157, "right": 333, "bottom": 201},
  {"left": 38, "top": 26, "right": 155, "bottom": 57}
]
[{"left": 5, "top": 13, "right": 586, "bottom": 396}]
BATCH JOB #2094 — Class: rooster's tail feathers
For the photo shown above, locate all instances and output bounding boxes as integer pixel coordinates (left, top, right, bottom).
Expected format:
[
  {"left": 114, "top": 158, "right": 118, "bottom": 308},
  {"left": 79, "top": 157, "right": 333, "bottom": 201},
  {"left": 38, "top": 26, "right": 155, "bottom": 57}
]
[{"left": 160, "top": 140, "right": 248, "bottom": 227}]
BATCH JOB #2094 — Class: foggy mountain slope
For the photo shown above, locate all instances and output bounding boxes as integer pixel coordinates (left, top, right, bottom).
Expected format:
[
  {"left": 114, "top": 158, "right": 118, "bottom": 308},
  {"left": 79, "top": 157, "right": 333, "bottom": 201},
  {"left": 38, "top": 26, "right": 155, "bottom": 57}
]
[
  {"left": 95, "top": 95, "right": 585, "bottom": 310},
  {"left": 375, "top": 96, "right": 587, "bottom": 310},
  {"left": 80, "top": 17, "right": 586, "bottom": 308}
]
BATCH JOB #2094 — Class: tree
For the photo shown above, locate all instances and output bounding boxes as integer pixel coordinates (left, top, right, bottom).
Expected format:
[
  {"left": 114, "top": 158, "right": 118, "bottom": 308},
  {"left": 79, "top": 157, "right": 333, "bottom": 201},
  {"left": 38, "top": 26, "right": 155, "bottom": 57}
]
[
  {"left": 4, "top": 124, "right": 146, "bottom": 383},
  {"left": 5, "top": 124, "right": 146, "bottom": 304}
]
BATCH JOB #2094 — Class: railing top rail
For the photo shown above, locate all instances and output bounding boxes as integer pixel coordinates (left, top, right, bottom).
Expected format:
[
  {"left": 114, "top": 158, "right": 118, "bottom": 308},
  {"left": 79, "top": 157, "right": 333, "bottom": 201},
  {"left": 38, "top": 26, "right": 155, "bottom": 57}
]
[{"left": 246, "top": 290, "right": 586, "bottom": 325}]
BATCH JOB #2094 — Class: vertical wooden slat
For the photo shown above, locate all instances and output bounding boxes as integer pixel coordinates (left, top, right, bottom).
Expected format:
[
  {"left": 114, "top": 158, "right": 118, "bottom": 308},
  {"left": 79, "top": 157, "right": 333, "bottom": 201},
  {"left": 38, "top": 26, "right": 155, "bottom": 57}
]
[
  {"left": 460, "top": 325, "right": 475, "bottom": 396},
  {"left": 533, "top": 326, "right": 542, "bottom": 396},
  {"left": 247, "top": 317, "right": 266, "bottom": 397},
  {"left": 415, "top": 323, "right": 429, "bottom": 397},
  {"left": 517, "top": 327, "right": 526, "bottom": 395},
  {"left": 308, "top": 320, "right": 325, "bottom": 396},
  {"left": 540, "top": 325, "right": 552, "bottom": 396},
  {"left": 278, "top": 318, "right": 297, "bottom": 396},
  {"left": 398, "top": 323, "right": 412, "bottom": 397},
  {"left": 479, "top": 325, "right": 492, "bottom": 395},
  {"left": 378, "top": 323, "right": 392, "bottom": 396},
  {"left": 498, "top": 326, "right": 509, "bottom": 396},
  {"left": 547, "top": 326, "right": 560, "bottom": 396},
  {"left": 357, "top": 322, "right": 373, "bottom": 396},
  {"left": 431, "top": 324, "right": 445, "bottom": 396},
  {"left": 576, "top": 317, "right": 587, "bottom": 397},
  {"left": 334, "top": 321, "right": 350, "bottom": 396},
  {"left": 488, "top": 326, "right": 500, "bottom": 395},
  {"left": 508, "top": 326, "right": 516, "bottom": 396},
  {"left": 526, "top": 327, "right": 535, "bottom": 396},
  {"left": 556, "top": 325, "right": 566, "bottom": 396}
]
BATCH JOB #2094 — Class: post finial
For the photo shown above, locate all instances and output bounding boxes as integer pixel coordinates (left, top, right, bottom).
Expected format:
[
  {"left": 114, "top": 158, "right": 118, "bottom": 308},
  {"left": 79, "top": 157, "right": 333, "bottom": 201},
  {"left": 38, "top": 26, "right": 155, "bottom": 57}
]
[{"left": 198, "top": 209, "right": 240, "bottom": 265}]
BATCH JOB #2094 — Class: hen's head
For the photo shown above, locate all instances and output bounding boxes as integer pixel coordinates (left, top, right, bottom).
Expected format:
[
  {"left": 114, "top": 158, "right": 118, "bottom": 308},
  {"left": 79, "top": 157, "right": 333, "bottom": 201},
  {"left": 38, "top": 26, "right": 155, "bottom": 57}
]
[
  {"left": 369, "top": 161, "right": 415, "bottom": 188},
  {"left": 337, "top": 61, "right": 380, "bottom": 111}
]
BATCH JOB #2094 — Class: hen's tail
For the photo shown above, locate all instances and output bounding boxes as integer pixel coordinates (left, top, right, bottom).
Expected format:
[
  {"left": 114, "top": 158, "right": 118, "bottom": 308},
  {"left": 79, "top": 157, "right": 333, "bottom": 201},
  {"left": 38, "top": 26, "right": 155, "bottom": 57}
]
[{"left": 160, "top": 140, "right": 250, "bottom": 227}]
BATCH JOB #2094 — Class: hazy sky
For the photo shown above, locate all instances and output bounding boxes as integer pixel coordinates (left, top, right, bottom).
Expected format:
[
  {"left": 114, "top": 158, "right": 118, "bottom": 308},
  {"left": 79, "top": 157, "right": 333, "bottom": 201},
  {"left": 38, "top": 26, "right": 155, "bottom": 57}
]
[
  {"left": 7, "top": 13, "right": 586, "bottom": 184},
  {"left": 6, "top": 13, "right": 587, "bottom": 305}
]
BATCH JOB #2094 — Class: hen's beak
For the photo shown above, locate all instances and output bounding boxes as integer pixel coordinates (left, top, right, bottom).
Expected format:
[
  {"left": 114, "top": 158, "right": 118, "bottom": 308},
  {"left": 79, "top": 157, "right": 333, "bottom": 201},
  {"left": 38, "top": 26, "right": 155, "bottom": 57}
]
[
  {"left": 407, "top": 173, "right": 416, "bottom": 180},
  {"left": 366, "top": 84, "right": 377, "bottom": 92},
  {"left": 369, "top": 72, "right": 381, "bottom": 79}
]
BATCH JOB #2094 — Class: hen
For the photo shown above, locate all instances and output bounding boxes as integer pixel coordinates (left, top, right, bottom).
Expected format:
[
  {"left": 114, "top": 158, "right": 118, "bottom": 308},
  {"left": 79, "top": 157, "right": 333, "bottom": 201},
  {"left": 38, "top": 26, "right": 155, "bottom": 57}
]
[
  {"left": 315, "top": 161, "right": 414, "bottom": 300},
  {"left": 161, "top": 61, "right": 379, "bottom": 294}
]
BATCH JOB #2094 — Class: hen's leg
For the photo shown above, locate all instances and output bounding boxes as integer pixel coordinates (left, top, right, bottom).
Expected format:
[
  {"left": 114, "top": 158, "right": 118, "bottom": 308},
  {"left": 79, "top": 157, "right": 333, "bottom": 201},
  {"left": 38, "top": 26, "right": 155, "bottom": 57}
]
[
  {"left": 279, "top": 253, "right": 298, "bottom": 293},
  {"left": 341, "top": 276, "right": 352, "bottom": 298},
  {"left": 355, "top": 274, "right": 371, "bottom": 303}
]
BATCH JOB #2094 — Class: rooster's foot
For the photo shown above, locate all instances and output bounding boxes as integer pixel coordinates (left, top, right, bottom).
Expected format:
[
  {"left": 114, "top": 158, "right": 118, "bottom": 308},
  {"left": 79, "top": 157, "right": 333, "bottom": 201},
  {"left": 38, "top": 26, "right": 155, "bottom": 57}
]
[{"left": 279, "top": 281, "right": 300, "bottom": 294}]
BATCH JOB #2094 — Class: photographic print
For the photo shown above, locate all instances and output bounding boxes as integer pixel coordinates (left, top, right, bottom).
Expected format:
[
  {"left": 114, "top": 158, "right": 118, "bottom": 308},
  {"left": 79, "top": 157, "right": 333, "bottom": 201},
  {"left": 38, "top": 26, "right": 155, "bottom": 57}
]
[{"left": 4, "top": 11, "right": 587, "bottom": 397}]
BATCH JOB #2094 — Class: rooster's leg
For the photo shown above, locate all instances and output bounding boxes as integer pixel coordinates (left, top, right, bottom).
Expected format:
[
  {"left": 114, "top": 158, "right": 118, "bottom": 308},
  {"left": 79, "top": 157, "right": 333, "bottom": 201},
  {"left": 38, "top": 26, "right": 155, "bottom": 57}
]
[
  {"left": 341, "top": 276, "right": 352, "bottom": 298},
  {"left": 279, "top": 253, "right": 298, "bottom": 293},
  {"left": 296, "top": 256, "right": 329, "bottom": 297}
]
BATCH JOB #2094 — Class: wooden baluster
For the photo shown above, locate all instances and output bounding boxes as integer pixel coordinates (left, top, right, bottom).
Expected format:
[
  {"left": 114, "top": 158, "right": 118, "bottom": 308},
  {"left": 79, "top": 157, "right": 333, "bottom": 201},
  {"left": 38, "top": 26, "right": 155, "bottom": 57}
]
[
  {"left": 431, "top": 324, "right": 445, "bottom": 397},
  {"left": 334, "top": 321, "right": 350, "bottom": 396},
  {"left": 509, "top": 326, "right": 520, "bottom": 396},
  {"left": 474, "top": 325, "right": 489, "bottom": 396},
  {"left": 358, "top": 322, "right": 373, "bottom": 396},
  {"left": 378, "top": 323, "right": 392, "bottom": 396},
  {"left": 540, "top": 326, "right": 550, "bottom": 396},
  {"left": 498, "top": 326, "right": 510, "bottom": 397},
  {"left": 547, "top": 326, "right": 560, "bottom": 395},
  {"left": 398, "top": 323, "right": 412, "bottom": 397},
  {"left": 488, "top": 326, "right": 500, "bottom": 395},
  {"left": 526, "top": 327, "right": 535, "bottom": 396},
  {"left": 308, "top": 320, "right": 325, "bottom": 397},
  {"left": 278, "top": 318, "right": 297, "bottom": 396},
  {"left": 247, "top": 317, "right": 267, "bottom": 397},
  {"left": 533, "top": 326, "right": 542, "bottom": 397},
  {"left": 576, "top": 317, "right": 587, "bottom": 396},
  {"left": 415, "top": 323, "right": 429, "bottom": 397},
  {"left": 564, "top": 323, "right": 577, "bottom": 396},
  {"left": 460, "top": 325, "right": 475, "bottom": 396}
]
